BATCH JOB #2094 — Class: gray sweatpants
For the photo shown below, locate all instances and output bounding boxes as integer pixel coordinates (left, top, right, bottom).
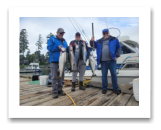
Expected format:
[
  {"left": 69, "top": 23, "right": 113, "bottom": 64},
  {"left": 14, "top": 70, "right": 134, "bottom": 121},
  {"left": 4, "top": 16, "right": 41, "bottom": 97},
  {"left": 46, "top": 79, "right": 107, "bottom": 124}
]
[
  {"left": 50, "top": 63, "right": 64, "bottom": 93},
  {"left": 72, "top": 59, "right": 86, "bottom": 82}
]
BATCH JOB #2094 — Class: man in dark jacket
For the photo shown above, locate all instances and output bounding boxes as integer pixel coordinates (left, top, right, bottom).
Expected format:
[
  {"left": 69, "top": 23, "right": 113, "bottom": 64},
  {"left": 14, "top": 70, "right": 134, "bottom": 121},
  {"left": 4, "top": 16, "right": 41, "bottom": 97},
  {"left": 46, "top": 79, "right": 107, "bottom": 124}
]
[
  {"left": 69, "top": 32, "right": 88, "bottom": 91},
  {"left": 47, "top": 28, "right": 68, "bottom": 98},
  {"left": 90, "top": 29, "right": 121, "bottom": 95}
]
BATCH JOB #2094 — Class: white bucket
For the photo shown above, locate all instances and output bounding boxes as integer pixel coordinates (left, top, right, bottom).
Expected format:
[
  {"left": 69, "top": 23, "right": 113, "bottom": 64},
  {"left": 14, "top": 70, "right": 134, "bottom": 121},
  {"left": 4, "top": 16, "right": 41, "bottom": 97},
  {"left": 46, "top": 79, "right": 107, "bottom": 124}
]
[
  {"left": 39, "top": 75, "right": 48, "bottom": 86},
  {"left": 133, "top": 78, "right": 139, "bottom": 102}
]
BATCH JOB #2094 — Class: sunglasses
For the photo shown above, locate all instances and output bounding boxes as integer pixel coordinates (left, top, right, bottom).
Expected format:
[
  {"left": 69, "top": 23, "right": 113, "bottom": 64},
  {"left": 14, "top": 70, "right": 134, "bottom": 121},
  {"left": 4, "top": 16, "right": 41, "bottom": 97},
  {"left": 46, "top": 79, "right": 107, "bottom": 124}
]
[
  {"left": 103, "top": 32, "right": 109, "bottom": 35},
  {"left": 60, "top": 32, "right": 65, "bottom": 35}
]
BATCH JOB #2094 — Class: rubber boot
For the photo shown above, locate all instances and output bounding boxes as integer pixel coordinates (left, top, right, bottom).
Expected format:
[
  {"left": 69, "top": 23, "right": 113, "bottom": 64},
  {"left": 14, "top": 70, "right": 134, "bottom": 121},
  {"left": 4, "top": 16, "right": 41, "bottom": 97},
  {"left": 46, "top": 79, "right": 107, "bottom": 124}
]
[
  {"left": 58, "top": 90, "right": 66, "bottom": 96},
  {"left": 52, "top": 92, "right": 58, "bottom": 98},
  {"left": 79, "top": 81, "right": 86, "bottom": 90},
  {"left": 71, "top": 82, "right": 75, "bottom": 91}
]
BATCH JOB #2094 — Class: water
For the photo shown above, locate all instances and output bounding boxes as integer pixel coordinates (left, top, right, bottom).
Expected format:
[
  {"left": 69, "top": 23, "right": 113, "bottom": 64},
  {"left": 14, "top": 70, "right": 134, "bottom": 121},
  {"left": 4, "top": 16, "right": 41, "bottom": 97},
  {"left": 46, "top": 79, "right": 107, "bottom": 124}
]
[{"left": 20, "top": 68, "right": 50, "bottom": 76}]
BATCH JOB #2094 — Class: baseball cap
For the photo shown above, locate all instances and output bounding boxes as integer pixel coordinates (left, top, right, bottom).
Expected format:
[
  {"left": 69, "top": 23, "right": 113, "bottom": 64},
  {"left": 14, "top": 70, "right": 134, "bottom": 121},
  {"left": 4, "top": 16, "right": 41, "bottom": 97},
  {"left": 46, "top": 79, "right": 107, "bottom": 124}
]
[
  {"left": 57, "top": 28, "right": 65, "bottom": 33},
  {"left": 102, "top": 29, "right": 109, "bottom": 34},
  {"left": 75, "top": 32, "right": 81, "bottom": 36}
]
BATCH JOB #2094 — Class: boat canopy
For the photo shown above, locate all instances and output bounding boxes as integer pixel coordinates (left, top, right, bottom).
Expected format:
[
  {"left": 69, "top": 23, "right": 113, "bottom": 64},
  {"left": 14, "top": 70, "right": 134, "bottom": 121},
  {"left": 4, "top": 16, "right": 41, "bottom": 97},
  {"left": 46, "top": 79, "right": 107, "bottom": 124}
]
[{"left": 118, "top": 36, "right": 139, "bottom": 48}]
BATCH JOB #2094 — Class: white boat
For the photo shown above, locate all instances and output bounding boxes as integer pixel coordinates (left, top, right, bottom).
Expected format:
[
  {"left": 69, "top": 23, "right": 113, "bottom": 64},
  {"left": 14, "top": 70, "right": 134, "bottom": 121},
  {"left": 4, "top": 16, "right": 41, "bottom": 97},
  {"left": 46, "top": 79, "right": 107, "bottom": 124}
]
[
  {"left": 85, "top": 36, "right": 139, "bottom": 68},
  {"left": 65, "top": 36, "right": 139, "bottom": 85},
  {"left": 25, "top": 63, "right": 42, "bottom": 72},
  {"left": 65, "top": 56, "right": 139, "bottom": 85}
]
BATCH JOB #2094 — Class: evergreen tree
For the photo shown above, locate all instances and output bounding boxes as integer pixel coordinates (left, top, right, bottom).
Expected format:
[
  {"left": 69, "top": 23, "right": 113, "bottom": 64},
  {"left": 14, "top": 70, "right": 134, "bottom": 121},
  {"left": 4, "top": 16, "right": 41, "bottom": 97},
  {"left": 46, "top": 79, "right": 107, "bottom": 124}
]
[
  {"left": 46, "top": 33, "right": 54, "bottom": 44},
  {"left": 35, "top": 34, "right": 43, "bottom": 50},
  {"left": 19, "top": 29, "right": 29, "bottom": 69},
  {"left": 26, "top": 50, "right": 30, "bottom": 57}
]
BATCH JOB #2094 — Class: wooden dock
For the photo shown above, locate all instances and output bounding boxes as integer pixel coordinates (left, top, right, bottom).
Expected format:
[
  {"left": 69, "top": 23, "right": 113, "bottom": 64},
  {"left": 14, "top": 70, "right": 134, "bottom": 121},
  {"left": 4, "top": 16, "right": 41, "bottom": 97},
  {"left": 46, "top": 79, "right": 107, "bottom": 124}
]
[{"left": 20, "top": 78, "right": 139, "bottom": 106}]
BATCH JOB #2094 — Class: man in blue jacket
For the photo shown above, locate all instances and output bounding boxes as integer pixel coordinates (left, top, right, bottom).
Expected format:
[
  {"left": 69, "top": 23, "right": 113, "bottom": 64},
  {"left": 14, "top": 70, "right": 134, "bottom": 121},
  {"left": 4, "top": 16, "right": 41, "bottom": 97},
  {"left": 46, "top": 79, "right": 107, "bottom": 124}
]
[
  {"left": 90, "top": 29, "right": 121, "bottom": 95},
  {"left": 47, "top": 28, "right": 68, "bottom": 98}
]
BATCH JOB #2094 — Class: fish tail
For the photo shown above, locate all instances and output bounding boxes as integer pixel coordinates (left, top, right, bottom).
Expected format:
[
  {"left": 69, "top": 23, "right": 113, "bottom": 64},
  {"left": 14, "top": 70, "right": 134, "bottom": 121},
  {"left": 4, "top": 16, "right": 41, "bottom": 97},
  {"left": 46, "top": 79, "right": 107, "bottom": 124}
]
[
  {"left": 91, "top": 74, "right": 97, "bottom": 78},
  {"left": 56, "top": 76, "right": 63, "bottom": 79}
]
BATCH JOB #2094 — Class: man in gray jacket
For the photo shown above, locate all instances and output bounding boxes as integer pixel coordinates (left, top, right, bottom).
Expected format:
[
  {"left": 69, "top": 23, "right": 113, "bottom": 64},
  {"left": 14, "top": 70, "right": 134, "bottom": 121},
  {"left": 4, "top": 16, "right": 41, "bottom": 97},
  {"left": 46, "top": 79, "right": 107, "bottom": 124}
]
[{"left": 69, "top": 32, "right": 88, "bottom": 91}]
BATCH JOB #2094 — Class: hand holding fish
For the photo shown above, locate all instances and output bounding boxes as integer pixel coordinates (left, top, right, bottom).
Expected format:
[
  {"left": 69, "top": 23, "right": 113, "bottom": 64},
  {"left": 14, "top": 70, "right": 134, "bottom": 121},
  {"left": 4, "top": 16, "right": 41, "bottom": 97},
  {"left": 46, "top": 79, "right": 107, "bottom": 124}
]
[
  {"left": 74, "top": 42, "right": 77, "bottom": 46},
  {"left": 83, "top": 41, "right": 85, "bottom": 44},
  {"left": 59, "top": 45, "right": 62, "bottom": 49}
]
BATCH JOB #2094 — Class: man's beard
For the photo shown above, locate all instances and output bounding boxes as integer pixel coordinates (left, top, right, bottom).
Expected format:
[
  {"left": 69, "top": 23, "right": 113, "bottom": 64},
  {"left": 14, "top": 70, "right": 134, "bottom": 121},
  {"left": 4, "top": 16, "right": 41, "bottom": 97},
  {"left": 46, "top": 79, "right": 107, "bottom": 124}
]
[{"left": 104, "top": 35, "right": 109, "bottom": 39}]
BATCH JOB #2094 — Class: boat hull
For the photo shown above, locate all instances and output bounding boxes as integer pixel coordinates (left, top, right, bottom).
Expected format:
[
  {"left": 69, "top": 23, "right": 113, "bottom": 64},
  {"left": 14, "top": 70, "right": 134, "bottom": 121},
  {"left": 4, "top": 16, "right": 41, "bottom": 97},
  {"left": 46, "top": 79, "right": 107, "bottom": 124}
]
[
  {"left": 25, "top": 69, "right": 42, "bottom": 72},
  {"left": 64, "top": 69, "right": 139, "bottom": 85}
]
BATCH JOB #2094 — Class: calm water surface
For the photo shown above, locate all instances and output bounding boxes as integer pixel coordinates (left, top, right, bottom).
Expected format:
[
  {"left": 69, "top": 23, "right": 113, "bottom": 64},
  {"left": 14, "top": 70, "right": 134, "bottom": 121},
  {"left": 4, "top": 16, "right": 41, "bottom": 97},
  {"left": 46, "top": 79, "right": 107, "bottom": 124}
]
[{"left": 20, "top": 68, "right": 50, "bottom": 76}]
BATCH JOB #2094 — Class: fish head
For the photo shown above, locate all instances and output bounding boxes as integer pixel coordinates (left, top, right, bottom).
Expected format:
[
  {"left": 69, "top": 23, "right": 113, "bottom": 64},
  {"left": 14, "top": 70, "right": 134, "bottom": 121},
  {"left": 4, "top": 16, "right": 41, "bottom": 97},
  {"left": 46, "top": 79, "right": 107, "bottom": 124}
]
[
  {"left": 82, "top": 43, "right": 85, "bottom": 47},
  {"left": 61, "top": 47, "right": 66, "bottom": 52},
  {"left": 75, "top": 45, "right": 79, "bottom": 49},
  {"left": 90, "top": 51, "right": 93, "bottom": 56},
  {"left": 69, "top": 46, "right": 73, "bottom": 51}
]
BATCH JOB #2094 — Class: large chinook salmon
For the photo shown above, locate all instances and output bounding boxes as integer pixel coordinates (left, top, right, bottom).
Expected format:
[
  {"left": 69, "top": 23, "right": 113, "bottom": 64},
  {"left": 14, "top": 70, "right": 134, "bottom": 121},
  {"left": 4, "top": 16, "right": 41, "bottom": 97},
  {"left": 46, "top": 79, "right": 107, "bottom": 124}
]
[
  {"left": 89, "top": 51, "right": 97, "bottom": 78},
  {"left": 57, "top": 47, "right": 66, "bottom": 79},
  {"left": 69, "top": 46, "right": 77, "bottom": 72},
  {"left": 75, "top": 45, "right": 80, "bottom": 72},
  {"left": 82, "top": 43, "right": 87, "bottom": 65}
]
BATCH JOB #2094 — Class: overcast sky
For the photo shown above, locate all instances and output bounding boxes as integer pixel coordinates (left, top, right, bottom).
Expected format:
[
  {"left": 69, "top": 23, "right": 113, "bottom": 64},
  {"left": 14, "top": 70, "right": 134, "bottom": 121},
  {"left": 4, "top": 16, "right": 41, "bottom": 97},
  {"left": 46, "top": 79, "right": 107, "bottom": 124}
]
[{"left": 20, "top": 17, "right": 139, "bottom": 56}]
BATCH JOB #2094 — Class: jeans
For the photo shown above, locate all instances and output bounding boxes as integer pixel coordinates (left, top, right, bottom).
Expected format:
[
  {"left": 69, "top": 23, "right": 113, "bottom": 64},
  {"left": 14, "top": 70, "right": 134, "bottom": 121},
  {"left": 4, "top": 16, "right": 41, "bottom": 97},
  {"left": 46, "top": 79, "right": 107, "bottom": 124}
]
[{"left": 101, "top": 60, "right": 118, "bottom": 90}]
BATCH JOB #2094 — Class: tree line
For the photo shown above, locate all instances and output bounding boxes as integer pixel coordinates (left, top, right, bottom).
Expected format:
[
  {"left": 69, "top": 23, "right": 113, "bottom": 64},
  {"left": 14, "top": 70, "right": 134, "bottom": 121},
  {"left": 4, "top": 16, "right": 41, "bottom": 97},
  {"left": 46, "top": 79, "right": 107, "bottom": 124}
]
[
  {"left": 19, "top": 29, "right": 70, "bottom": 70},
  {"left": 19, "top": 29, "right": 53, "bottom": 69}
]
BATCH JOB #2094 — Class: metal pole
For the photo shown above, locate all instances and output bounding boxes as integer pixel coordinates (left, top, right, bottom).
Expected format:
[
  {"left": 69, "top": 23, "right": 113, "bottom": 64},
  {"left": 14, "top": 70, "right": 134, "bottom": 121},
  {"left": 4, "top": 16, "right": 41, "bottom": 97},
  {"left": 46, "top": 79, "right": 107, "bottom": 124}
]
[{"left": 92, "top": 23, "right": 95, "bottom": 50}]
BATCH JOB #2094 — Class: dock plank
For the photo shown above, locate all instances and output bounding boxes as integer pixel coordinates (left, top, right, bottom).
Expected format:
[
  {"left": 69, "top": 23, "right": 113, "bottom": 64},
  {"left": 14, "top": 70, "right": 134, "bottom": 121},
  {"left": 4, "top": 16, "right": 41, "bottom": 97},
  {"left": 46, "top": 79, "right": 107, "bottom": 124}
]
[
  {"left": 71, "top": 87, "right": 101, "bottom": 106},
  {"left": 21, "top": 87, "right": 72, "bottom": 106},
  {"left": 20, "top": 93, "right": 52, "bottom": 105},
  {"left": 37, "top": 88, "right": 82, "bottom": 106},
  {"left": 75, "top": 89, "right": 103, "bottom": 106},
  {"left": 53, "top": 87, "right": 100, "bottom": 106},
  {"left": 126, "top": 95, "right": 139, "bottom": 106},
  {"left": 20, "top": 87, "right": 70, "bottom": 100},
  {"left": 87, "top": 81, "right": 133, "bottom": 94},
  {"left": 20, "top": 88, "right": 52, "bottom": 96},
  {"left": 107, "top": 93, "right": 132, "bottom": 106},
  {"left": 19, "top": 78, "right": 31, "bottom": 82},
  {"left": 89, "top": 91, "right": 117, "bottom": 106},
  {"left": 20, "top": 85, "right": 50, "bottom": 92}
]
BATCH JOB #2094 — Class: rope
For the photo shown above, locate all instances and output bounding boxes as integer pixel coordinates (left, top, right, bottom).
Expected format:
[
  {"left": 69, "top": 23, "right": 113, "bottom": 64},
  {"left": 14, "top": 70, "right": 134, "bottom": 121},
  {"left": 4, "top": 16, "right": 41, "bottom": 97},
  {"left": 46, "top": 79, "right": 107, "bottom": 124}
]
[
  {"left": 63, "top": 77, "right": 91, "bottom": 106},
  {"left": 68, "top": 17, "right": 78, "bottom": 32},
  {"left": 75, "top": 77, "right": 91, "bottom": 87},
  {"left": 82, "top": 30, "right": 90, "bottom": 43},
  {"left": 105, "top": 17, "right": 108, "bottom": 28},
  {"left": 73, "top": 18, "right": 90, "bottom": 42},
  {"left": 62, "top": 89, "right": 76, "bottom": 106},
  {"left": 71, "top": 17, "right": 87, "bottom": 42},
  {"left": 108, "top": 27, "right": 121, "bottom": 37}
]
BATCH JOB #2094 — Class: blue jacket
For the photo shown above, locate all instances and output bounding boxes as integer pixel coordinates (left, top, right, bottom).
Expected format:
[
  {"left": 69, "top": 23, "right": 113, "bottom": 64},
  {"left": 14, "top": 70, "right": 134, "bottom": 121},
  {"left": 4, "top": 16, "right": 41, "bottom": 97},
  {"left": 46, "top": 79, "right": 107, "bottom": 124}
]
[
  {"left": 90, "top": 36, "right": 121, "bottom": 66},
  {"left": 47, "top": 36, "right": 68, "bottom": 63}
]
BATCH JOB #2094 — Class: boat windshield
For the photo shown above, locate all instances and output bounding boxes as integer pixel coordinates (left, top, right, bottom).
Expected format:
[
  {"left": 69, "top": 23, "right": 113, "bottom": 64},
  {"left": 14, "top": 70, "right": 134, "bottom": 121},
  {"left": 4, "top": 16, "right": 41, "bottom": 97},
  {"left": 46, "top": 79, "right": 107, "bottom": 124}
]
[
  {"left": 120, "top": 42, "right": 135, "bottom": 54},
  {"left": 122, "top": 42, "right": 139, "bottom": 52}
]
